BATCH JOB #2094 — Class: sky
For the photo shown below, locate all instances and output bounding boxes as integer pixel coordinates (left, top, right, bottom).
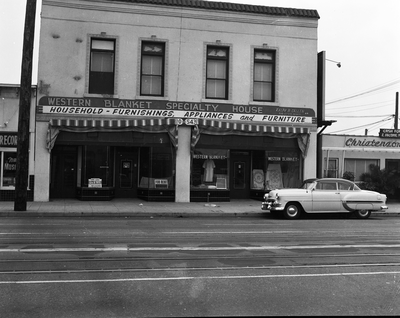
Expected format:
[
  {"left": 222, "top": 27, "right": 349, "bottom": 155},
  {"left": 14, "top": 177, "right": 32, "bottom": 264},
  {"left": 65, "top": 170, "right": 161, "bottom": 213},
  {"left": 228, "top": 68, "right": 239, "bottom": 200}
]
[{"left": 1, "top": 0, "right": 399, "bottom": 136}]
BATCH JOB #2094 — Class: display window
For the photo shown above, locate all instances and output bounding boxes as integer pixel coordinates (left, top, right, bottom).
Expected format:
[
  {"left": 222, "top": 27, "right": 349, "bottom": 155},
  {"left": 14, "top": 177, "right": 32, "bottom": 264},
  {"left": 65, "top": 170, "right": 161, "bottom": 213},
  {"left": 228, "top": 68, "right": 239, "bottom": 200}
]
[
  {"left": 1, "top": 151, "right": 17, "bottom": 188},
  {"left": 139, "top": 146, "right": 175, "bottom": 189},
  {"left": 191, "top": 149, "right": 229, "bottom": 189},
  {"left": 251, "top": 150, "right": 301, "bottom": 190},
  {"left": 82, "top": 145, "right": 114, "bottom": 187}
]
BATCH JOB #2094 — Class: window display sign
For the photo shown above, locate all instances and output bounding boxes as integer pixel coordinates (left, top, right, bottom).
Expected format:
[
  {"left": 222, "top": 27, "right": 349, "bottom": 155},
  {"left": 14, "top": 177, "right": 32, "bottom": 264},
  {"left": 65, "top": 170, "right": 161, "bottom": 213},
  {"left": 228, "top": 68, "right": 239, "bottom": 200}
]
[
  {"left": 2, "top": 152, "right": 17, "bottom": 187},
  {"left": 88, "top": 178, "right": 102, "bottom": 188}
]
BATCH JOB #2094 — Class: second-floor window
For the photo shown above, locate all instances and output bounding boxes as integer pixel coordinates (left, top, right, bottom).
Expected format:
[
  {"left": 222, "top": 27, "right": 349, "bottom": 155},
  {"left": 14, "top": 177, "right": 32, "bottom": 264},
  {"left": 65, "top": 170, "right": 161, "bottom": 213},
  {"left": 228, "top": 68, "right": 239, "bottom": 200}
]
[
  {"left": 141, "top": 42, "right": 165, "bottom": 96},
  {"left": 206, "top": 46, "right": 229, "bottom": 99},
  {"left": 253, "top": 50, "right": 275, "bottom": 102},
  {"left": 89, "top": 39, "right": 115, "bottom": 95}
]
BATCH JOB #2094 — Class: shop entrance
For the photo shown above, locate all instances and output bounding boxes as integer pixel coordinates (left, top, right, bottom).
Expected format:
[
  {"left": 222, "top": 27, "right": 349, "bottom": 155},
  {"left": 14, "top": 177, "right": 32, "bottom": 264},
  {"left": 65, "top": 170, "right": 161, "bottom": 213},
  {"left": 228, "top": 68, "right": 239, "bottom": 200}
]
[
  {"left": 50, "top": 146, "right": 77, "bottom": 198},
  {"left": 230, "top": 151, "right": 250, "bottom": 199},
  {"left": 115, "top": 147, "right": 138, "bottom": 198}
]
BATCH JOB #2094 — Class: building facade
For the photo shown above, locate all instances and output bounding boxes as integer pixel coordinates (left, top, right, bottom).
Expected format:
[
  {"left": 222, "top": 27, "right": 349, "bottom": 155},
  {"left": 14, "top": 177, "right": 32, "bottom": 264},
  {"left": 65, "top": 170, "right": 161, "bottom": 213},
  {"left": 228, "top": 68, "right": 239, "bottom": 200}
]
[
  {"left": 320, "top": 134, "right": 400, "bottom": 181},
  {"left": 35, "top": 0, "right": 319, "bottom": 202},
  {"left": 0, "top": 84, "right": 36, "bottom": 201}
]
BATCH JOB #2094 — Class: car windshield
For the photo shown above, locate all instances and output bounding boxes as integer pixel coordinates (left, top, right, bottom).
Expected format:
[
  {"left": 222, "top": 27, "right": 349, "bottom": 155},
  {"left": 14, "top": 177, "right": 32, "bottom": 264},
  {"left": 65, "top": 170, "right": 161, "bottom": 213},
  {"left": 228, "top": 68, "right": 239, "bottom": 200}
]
[{"left": 300, "top": 180, "right": 315, "bottom": 190}]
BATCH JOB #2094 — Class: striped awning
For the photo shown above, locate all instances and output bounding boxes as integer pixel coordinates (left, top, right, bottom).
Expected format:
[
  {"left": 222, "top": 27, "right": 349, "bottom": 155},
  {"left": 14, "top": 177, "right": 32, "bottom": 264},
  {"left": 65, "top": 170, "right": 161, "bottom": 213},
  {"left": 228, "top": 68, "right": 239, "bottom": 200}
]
[
  {"left": 49, "top": 118, "right": 176, "bottom": 128},
  {"left": 197, "top": 119, "right": 311, "bottom": 134}
]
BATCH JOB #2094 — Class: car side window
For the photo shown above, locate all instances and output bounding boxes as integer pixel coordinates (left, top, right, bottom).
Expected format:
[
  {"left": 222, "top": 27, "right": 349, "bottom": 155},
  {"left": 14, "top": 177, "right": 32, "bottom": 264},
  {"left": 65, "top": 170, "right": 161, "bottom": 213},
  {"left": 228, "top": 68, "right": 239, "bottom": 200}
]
[
  {"left": 338, "top": 181, "right": 353, "bottom": 190},
  {"left": 315, "top": 181, "right": 337, "bottom": 190}
]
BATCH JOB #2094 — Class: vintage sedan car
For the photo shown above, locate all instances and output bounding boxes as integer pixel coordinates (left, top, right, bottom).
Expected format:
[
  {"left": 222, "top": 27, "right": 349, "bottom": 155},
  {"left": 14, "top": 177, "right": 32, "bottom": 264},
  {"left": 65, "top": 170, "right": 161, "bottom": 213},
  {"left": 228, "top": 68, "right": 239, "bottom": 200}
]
[{"left": 261, "top": 178, "right": 388, "bottom": 219}]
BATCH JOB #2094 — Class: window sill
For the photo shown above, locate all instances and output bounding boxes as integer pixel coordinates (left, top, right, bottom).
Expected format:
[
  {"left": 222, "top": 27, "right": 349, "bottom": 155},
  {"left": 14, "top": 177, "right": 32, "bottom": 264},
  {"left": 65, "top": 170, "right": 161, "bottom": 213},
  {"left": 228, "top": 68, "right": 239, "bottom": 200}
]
[
  {"left": 84, "top": 93, "right": 119, "bottom": 99},
  {"left": 201, "top": 99, "right": 232, "bottom": 104},
  {"left": 249, "top": 101, "right": 279, "bottom": 106},
  {"left": 135, "top": 96, "right": 169, "bottom": 100}
]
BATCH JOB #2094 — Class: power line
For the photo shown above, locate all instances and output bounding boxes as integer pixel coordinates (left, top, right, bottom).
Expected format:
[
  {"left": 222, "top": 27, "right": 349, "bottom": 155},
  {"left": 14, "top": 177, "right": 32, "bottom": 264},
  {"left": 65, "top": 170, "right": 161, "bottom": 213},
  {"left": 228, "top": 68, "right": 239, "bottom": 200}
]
[
  {"left": 327, "top": 116, "right": 393, "bottom": 134},
  {"left": 326, "top": 78, "right": 400, "bottom": 105},
  {"left": 326, "top": 100, "right": 392, "bottom": 110}
]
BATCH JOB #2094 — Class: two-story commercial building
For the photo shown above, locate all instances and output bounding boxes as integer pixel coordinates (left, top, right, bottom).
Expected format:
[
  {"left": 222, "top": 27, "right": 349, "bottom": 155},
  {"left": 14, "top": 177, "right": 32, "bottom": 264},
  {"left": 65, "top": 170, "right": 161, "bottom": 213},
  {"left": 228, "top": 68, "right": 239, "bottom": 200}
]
[{"left": 34, "top": 0, "right": 320, "bottom": 202}]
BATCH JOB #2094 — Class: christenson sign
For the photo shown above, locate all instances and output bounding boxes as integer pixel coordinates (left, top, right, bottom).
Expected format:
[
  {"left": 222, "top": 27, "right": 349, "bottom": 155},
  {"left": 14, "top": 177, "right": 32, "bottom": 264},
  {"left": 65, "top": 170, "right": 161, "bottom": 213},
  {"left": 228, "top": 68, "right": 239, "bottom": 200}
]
[
  {"left": 345, "top": 137, "right": 400, "bottom": 148},
  {"left": 38, "top": 96, "right": 315, "bottom": 125}
]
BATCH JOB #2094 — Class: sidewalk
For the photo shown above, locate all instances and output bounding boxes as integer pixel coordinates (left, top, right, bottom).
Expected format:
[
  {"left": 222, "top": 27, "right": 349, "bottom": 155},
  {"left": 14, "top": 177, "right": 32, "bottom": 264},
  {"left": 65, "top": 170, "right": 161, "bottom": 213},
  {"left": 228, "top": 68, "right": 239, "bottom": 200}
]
[{"left": 1, "top": 199, "right": 399, "bottom": 217}]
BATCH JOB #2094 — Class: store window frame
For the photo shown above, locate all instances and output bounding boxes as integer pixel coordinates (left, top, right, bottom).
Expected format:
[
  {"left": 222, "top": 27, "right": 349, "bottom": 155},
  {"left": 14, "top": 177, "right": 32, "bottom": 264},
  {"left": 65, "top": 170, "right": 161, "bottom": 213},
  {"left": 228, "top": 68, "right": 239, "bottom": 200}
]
[
  {"left": 81, "top": 145, "right": 114, "bottom": 188},
  {"left": 324, "top": 158, "right": 339, "bottom": 178},
  {"left": 251, "top": 150, "right": 302, "bottom": 190},
  {"left": 140, "top": 41, "right": 166, "bottom": 97},
  {"left": 190, "top": 149, "right": 229, "bottom": 189},
  {"left": 344, "top": 158, "right": 379, "bottom": 181},
  {"left": 205, "top": 45, "right": 230, "bottom": 100},
  {"left": 0, "top": 149, "right": 17, "bottom": 189},
  {"left": 86, "top": 35, "right": 119, "bottom": 96},
  {"left": 253, "top": 49, "right": 276, "bottom": 102}
]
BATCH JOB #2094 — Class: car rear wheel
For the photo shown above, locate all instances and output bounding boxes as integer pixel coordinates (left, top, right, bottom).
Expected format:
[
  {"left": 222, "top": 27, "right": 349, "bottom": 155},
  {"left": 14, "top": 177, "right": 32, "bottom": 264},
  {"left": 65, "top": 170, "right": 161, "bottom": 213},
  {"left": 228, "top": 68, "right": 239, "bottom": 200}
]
[
  {"left": 283, "top": 203, "right": 302, "bottom": 219},
  {"left": 354, "top": 210, "right": 371, "bottom": 219}
]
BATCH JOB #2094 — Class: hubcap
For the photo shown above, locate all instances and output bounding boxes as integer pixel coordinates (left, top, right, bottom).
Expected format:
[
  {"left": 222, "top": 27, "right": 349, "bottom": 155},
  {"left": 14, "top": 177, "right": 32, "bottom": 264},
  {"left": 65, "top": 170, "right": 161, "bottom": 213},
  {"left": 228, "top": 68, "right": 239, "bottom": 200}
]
[{"left": 287, "top": 206, "right": 298, "bottom": 217}]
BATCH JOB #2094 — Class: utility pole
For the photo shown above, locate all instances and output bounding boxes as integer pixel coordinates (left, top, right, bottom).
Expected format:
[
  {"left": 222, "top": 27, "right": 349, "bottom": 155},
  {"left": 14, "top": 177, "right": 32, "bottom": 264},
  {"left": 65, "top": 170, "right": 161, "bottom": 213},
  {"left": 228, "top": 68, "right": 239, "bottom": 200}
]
[
  {"left": 395, "top": 92, "right": 399, "bottom": 130},
  {"left": 14, "top": 0, "right": 37, "bottom": 211}
]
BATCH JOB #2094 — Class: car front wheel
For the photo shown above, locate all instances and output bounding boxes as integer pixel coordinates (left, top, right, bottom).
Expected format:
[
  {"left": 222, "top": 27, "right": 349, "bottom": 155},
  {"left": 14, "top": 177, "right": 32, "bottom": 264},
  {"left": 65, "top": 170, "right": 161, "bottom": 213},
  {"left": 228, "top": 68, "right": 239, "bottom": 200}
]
[
  {"left": 283, "top": 203, "right": 302, "bottom": 219},
  {"left": 354, "top": 210, "right": 371, "bottom": 219}
]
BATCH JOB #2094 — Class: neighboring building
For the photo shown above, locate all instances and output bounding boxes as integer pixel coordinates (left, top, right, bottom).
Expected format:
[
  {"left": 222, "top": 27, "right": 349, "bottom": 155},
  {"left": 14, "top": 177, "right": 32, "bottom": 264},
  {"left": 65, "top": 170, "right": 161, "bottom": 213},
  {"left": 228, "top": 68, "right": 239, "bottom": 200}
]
[
  {"left": 0, "top": 84, "right": 36, "bottom": 201},
  {"left": 35, "top": 0, "right": 319, "bottom": 202},
  {"left": 320, "top": 134, "right": 400, "bottom": 181}
]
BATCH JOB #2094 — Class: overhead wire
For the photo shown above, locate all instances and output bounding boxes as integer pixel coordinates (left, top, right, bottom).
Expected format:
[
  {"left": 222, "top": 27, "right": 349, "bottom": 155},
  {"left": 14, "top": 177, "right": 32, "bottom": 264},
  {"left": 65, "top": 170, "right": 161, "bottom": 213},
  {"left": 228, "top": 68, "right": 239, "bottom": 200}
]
[
  {"left": 327, "top": 116, "right": 393, "bottom": 134},
  {"left": 326, "top": 78, "right": 400, "bottom": 105}
]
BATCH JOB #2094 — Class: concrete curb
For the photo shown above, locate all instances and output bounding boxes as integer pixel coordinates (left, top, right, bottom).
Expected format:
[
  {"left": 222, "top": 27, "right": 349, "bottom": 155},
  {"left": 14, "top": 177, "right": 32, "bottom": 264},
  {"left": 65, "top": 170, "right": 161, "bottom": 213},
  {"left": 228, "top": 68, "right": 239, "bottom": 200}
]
[{"left": 0, "top": 211, "right": 398, "bottom": 218}]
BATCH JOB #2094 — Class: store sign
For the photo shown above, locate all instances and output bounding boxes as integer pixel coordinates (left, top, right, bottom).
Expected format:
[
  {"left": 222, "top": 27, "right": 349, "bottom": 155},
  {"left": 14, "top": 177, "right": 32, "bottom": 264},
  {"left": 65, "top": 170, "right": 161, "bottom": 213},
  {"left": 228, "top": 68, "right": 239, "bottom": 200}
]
[
  {"left": 379, "top": 129, "right": 400, "bottom": 138},
  {"left": 38, "top": 97, "right": 315, "bottom": 125},
  {"left": 345, "top": 137, "right": 400, "bottom": 148},
  {"left": 0, "top": 133, "right": 17, "bottom": 147}
]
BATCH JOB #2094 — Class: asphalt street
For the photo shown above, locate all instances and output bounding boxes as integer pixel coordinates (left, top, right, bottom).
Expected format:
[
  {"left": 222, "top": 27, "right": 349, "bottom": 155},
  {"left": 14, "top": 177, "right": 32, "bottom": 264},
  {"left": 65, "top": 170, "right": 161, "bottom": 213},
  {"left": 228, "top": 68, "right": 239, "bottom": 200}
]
[{"left": 0, "top": 215, "right": 399, "bottom": 316}]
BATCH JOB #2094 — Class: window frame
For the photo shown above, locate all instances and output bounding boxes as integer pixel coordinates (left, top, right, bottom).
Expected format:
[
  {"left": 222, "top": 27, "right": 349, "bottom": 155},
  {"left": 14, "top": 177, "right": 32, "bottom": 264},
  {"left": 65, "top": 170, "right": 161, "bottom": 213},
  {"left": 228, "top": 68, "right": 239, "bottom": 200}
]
[
  {"left": 205, "top": 45, "right": 230, "bottom": 100},
  {"left": 344, "top": 158, "right": 380, "bottom": 181},
  {"left": 88, "top": 38, "right": 116, "bottom": 95},
  {"left": 253, "top": 49, "right": 276, "bottom": 102},
  {"left": 140, "top": 41, "right": 166, "bottom": 97},
  {"left": 86, "top": 35, "right": 119, "bottom": 96},
  {"left": 324, "top": 158, "right": 338, "bottom": 178},
  {"left": 0, "top": 149, "right": 17, "bottom": 189}
]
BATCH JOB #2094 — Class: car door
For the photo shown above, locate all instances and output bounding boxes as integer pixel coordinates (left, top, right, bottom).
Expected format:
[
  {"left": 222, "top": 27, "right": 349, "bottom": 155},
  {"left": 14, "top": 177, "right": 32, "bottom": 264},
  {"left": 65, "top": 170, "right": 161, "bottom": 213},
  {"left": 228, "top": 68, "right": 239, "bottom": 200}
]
[{"left": 311, "top": 180, "right": 341, "bottom": 212}]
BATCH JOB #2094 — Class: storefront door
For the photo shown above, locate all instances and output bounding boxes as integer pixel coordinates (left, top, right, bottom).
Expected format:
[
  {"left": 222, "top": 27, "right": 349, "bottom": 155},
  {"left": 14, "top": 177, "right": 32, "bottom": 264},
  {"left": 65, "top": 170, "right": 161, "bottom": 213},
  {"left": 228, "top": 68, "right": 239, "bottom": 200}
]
[
  {"left": 50, "top": 146, "right": 77, "bottom": 198},
  {"left": 230, "top": 151, "right": 250, "bottom": 199},
  {"left": 115, "top": 147, "right": 138, "bottom": 198}
]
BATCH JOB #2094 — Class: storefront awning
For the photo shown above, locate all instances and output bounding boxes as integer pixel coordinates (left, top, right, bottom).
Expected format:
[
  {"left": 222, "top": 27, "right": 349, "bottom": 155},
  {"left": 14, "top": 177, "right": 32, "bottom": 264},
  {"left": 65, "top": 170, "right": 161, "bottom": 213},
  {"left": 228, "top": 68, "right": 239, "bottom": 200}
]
[
  {"left": 49, "top": 118, "right": 176, "bottom": 128},
  {"left": 47, "top": 118, "right": 178, "bottom": 152},
  {"left": 192, "top": 120, "right": 311, "bottom": 158},
  {"left": 197, "top": 119, "right": 311, "bottom": 134}
]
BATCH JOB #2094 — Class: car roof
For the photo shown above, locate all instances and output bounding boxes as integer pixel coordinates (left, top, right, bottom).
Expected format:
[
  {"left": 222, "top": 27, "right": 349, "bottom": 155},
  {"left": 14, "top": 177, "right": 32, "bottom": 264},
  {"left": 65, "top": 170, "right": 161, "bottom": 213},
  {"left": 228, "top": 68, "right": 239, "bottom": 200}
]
[{"left": 305, "top": 178, "right": 353, "bottom": 183}]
